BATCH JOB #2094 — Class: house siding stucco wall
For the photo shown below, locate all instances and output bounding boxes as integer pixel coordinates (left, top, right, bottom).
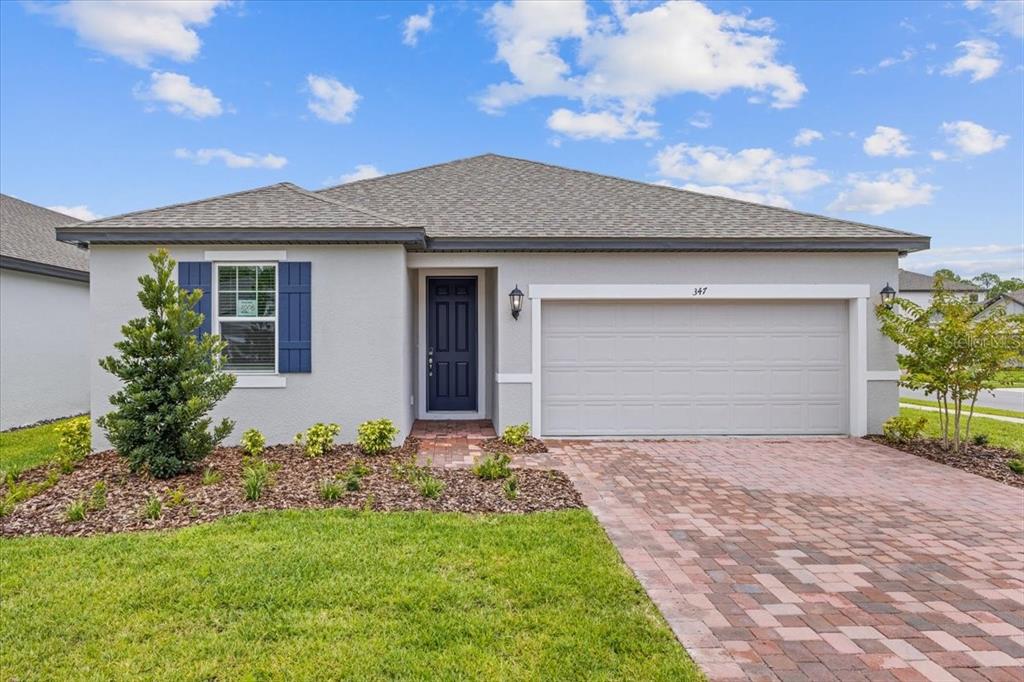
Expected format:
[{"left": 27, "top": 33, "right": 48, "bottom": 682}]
[
  {"left": 0, "top": 268, "right": 90, "bottom": 429},
  {"left": 88, "top": 245, "right": 413, "bottom": 449}
]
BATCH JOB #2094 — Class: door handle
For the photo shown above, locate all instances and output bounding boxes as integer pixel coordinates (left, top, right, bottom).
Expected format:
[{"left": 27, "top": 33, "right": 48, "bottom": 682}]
[{"left": 427, "top": 347, "right": 433, "bottom": 377}]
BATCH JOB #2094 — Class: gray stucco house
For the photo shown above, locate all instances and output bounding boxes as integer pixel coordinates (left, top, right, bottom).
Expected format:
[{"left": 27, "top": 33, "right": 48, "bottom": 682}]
[
  {"left": 1, "top": 194, "right": 89, "bottom": 429},
  {"left": 897, "top": 268, "right": 982, "bottom": 308},
  {"left": 56, "top": 155, "right": 930, "bottom": 447}
]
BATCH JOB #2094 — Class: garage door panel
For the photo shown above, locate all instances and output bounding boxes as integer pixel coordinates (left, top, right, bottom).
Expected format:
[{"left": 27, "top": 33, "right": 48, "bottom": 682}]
[{"left": 542, "top": 300, "right": 849, "bottom": 436}]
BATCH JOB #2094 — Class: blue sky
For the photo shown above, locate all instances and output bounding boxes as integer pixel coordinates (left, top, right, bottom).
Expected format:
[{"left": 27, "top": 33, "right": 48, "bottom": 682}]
[{"left": 1, "top": 0, "right": 1021, "bottom": 277}]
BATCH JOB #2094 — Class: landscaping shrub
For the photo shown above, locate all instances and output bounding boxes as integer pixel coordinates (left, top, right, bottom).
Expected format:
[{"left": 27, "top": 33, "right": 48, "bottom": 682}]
[
  {"left": 473, "top": 453, "right": 512, "bottom": 480},
  {"left": 972, "top": 433, "right": 989, "bottom": 446},
  {"left": 201, "top": 467, "right": 222, "bottom": 486},
  {"left": 54, "top": 416, "right": 91, "bottom": 473},
  {"left": 882, "top": 415, "right": 927, "bottom": 445},
  {"left": 142, "top": 496, "right": 162, "bottom": 520},
  {"left": 98, "top": 250, "right": 235, "bottom": 479},
  {"left": 0, "top": 472, "right": 59, "bottom": 517},
  {"left": 87, "top": 482, "right": 107, "bottom": 512},
  {"left": 240, "top": 428, "right": 266, "bottom": 457},
  {"left": 65, "top": 499, "right": 86, "bottom": 522},
  {"left": 243, "top": 459, "right": 274, "bottom": 501},
  {"left": 350, "top": 461, "right": 370, "bottom": 478},
  {"left": 344, "top": 473, "right": 362, "bottom": 492},
  {"left": 295, "top": 423, "right": 340, "bottom": 457},
  {"left": 416, "top": 475, "right": 444, "bottom": 499},
  {"left": 503, "top": 475, "right": 519, "bottom": 500},
  {"left": 501, "top": 423, "right": 530, "bottom": 448},
  {"left": 318, "top": 478, "right": 344, "bottom": 501},
  {"left": 166, "top": 486, "right": 188, "bottom": 508},
  {"left": 1008, "top": 459, "right": 1024, "bottom": 475},
  {"left": 356, "top": 418, "right": 400, "bottom": 455}
]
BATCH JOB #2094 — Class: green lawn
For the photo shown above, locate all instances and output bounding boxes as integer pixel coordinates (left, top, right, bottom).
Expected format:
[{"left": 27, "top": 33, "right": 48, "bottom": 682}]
[
  {"left": 900, "top": 407, "right": 1024, "bottom": 455},
  {"left": 0, "top": 418, "right": 73, "bottom": 476},
  {"left": 0, "top": 509, "right": 700, "bottom": 681},
  {"left": 899, "top": 397, "right": 1024, "bottom": 420},
  {"left": 995, "top": 368, "right": 1024, "bottom": 388}
]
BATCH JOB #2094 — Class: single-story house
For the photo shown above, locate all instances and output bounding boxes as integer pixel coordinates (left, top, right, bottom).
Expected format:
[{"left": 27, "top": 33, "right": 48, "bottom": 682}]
[
  {"left": 1, "top": 194, "right": 89, "bottom": 430},
  {"left": 897, "top": 268, "right": 982, "bottom": 307},
  {"left": 976, "top": 288, "right": 1024, "bottom": 318},
  {"left": 57, "top": 154, "right": 930, "bottom": 447}
]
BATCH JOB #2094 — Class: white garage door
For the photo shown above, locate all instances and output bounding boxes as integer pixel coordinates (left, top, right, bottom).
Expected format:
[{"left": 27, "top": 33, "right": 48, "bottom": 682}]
[{"left": 541, "top": 300, "right": 849, "bottom": 436}]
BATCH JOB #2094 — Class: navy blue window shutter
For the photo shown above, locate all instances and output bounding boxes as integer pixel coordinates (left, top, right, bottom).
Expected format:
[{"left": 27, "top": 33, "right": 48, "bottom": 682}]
[
  {"left": 178, "top": 262, "right": 212, "bottom": 338},
  {"left": 279, "top": 262, "right": 311, "bottom": 373}
]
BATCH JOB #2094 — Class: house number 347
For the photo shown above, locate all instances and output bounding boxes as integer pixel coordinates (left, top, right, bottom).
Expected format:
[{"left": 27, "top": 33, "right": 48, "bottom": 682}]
[{"left": 693, "top": 286, "right": 708, "bottom": 296}]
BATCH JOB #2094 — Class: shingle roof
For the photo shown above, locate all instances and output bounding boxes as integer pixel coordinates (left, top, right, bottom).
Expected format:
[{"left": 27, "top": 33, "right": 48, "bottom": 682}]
[
  {"left": 319, "top": 154, "right": 928, "bottom": 245},
  {"left": 57, "top": 182, "right": 409, "bottom": 232},
  {"left": 898, "top": 269, "right": 981, "bottom": 292},
  {"left": 0, "top": 194, "right": 88, "bottom": 272},
  {"left": 1002, "top": 288, "right": 1024, "bottom": 306}
]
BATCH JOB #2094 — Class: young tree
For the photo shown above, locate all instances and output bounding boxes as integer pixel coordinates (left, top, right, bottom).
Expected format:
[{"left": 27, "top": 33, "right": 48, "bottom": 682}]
[
  {"left": 98, "top": 249, "right": 236, "bottom": 478},
  {"left": 876, "top": 278, "right": 1024, "bottom": 452}
]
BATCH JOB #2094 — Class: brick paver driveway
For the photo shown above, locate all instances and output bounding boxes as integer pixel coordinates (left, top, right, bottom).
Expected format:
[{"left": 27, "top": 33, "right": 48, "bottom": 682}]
[{"left": 544, "top": 438, "right": 1024, "bottom": 681}]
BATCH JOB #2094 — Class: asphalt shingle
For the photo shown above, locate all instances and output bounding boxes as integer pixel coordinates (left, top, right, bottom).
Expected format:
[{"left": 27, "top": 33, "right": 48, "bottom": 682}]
[
  {"left": 898, "top": 269, "right": 981, "bottom": 292},
  {"left": 0, "top": 194, "right": 88, "bottom": 272}
]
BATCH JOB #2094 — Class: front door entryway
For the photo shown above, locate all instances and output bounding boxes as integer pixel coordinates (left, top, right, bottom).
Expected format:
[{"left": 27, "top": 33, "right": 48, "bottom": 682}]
[{"left": 427, "top": 277, "right": 478, "bottom": 412}]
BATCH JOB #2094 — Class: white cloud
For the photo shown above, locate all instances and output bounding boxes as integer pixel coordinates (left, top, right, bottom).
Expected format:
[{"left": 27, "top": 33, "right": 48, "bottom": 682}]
[
  {"left": 481, "top": 0, "right": 805, "bottom": 141},
  {"left": 792, "top": 128, "right": 823, "bottom": 147},
  {"left": 688, "top": 110, "right": 712, "bottom": 129},
  {"left": 964, "top": 1, "right": 1024, "bottom": 39},
  {"left": 306, "top": 74, "right": 360, "bottom": 124},
  {"left": 324, "top": 164, "right": 384, "bottom": 186},
  {"left": 39, "top": 0, "right": 227, "bottom": 68},
  {"left": 134, "top": 71, "right": 222, "bottom": 118},
  {"left": 47, "top": 204, "right": 100, "bottom": 221},
  {"left": 942, "top": 39, "right": 1002, "bottom": 81},
  {"left": 878, "top": 48, "right": 915, "bottom": 69},
  {"left": 547, "top": 108, "right": 658, "bottom": 140},
  {"left": 174, "top": 147, "right": 287, "bottom": 169},
  {"left": 940, "top": 120, "right": 1009, "bottom": 155},
  {"left": 828, "top": 169, "right": 935, "bottom": 214},
  {"left": 402, "top": 5, "right": 435, "bottom": 46},
  {"left": 902, "top": 243, "right": 1024, "bottom": 279},
  {"left": 930, "top": 150, "right": 948, "bottom": 160},
  {"left": 655, "top": 143, "right": 829, "bottom": 208},
  {"left": 863, "top": 125, "right": 913, "bottom": 157}
]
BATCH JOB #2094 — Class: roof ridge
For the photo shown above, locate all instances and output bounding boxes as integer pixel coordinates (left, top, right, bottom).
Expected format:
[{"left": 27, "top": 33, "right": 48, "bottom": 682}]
[
  {"left": 317, "top": 153, "right": 500, "bottom": 193},
  {"left": 58, "top": 182, "right": 301, "bottom": 229},
  {"left": 477, "top": 153, "right": 928, "bottom": 240},
  {"left": 280, "top": 182, "right": 413, "bottom": 227}
]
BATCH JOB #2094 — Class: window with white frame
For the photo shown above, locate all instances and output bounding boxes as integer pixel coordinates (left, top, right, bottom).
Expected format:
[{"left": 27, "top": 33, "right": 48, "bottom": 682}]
[{"left": 216, "top": 263, "right": 277, "bottom": 373}]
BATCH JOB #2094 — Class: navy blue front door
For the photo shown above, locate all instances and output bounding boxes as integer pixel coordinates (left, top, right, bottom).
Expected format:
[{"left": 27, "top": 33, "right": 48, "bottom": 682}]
[{"left": 427, "top": 278, "right": 477, "bottom": 412}]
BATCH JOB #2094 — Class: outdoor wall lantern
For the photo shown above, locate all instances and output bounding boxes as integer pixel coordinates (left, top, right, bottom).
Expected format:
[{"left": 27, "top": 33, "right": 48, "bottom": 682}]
[
  {"left": 879, "top": 282, "right": 896, "bottom": 307},
  {"left": 509, "top": 284, "right": 524, "bottom": 320}
]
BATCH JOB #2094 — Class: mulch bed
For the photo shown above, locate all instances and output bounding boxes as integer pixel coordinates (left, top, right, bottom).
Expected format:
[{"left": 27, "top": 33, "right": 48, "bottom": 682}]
[
  {"left": 866, "top": 436, "right": 1024, "bottom": 488},
  {"left": 479, "top": 436, "right": 548, "bottom": 455},
  {"left": 0, "top": 438, "right": 583, "bottom": 538}
]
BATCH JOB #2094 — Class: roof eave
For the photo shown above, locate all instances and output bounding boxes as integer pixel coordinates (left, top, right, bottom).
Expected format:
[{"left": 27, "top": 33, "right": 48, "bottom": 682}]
[
  {"left": 0, "top": 255, "right": 89, "bottom": 282},
  {"left": 56, "top": 227, "right": 427, "bottom": 247}
]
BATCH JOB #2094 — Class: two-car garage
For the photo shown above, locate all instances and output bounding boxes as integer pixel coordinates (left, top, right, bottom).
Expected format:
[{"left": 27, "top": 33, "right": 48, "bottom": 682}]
[{"left": 540, "top": 298, "right": 851, "bottom": 436}]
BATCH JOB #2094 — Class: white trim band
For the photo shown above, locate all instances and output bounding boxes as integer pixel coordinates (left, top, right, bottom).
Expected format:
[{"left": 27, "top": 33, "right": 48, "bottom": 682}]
[
  {"left": 528, "top": 283, "right": 871, "bottom": 300},
  {"left": 205, "top": 250, "right": 287, "bottom": 262},
  {"left": 496, "top": 373, "right": 532, "bottom": 384}
]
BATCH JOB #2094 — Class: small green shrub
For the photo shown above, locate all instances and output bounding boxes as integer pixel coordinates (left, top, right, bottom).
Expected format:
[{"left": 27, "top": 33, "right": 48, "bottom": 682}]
[
  {"left": 391, "top": 455, "right": 420, "bottom": 483},
  {"left": 242, "top": 459, "right": 274, "bottom": 501},
  {"left": 54, "top": 416, "right": 91, "bottom": 473},
  {"left": 1008, "top": 459, "right": 1024, "bottom": 475},
  {"left": 503, "top": 475, "right": 519, "bottom": 500},
  {"left": 87, "top": 481, "right": 107, "bottom": 511},
  {"left": 166, "top": 486, "right": 188, "bottom": 508},
  {"left": 319, "top": 478, "right": 344, "bottom": 501},
  {"left": 65, "top": 499, "right": 86, "bottom": 522},
  {"left": 295, "top": 423, "right": 340, "bottom": 457},
  {"left": 350, "top": 461, "right": 370, "bottom": 478},
  {"left": 344, "top": 473, "right": 362, "bottom": 492},
  {"left": 201, "top": 467, "right": 222, "bottom": 486},
  {"left": 240, "top": 428, "right": 267, "bottom": 457},
  {"left": 0, "top": 474, "right": 59, "bottom": 517},
  {"left": 882, "top": 415, "right": 927, "bottom": 445},
  {"left": 972, "top": 433, "right": 989, "bottom": 446},
  {"left": 501, "top": 423, "right": 530, "bottom": 448},
  {"left": 142, "top": 496, "right": 162, "bottom": 520},
  {"left": 473, "top": 453, "right": 512, "bottom": 480},
  {"left": 356, "top": 418, "right": 400, "bottom": 455},
  {"left": 416, "top": 475, "right": 444, "bottom": 499}
]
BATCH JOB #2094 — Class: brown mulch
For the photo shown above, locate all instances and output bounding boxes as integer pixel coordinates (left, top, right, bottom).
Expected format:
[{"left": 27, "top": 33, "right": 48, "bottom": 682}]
[
  {"left": 479, "top": 436, "right": 548, "bottom": 455},
  {"left": 0, "top": 438, "right": 583, "bottom": 538},
  {"left": 866, "top": 436, "right": 1024, "bottom": 488}
]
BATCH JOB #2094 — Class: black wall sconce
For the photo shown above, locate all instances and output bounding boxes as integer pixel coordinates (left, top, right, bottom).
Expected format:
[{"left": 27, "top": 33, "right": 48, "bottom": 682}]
[
  {"left": 880, "top": 282, "right": 896, "bottom": 307},
  {"left": 509, "top": 284, "right": 524, "bottom": 320}
]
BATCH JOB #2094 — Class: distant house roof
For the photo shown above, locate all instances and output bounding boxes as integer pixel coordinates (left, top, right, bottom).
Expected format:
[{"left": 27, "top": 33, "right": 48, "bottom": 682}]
[
  {"left": 898, "top": 269, "right": 981, "bottom": 292},
  {"left": 58, "top": 154, "right": 930, "bottom": 252},
  {"left": 0, "top": 194, "right": 88, "bottom": 280}
]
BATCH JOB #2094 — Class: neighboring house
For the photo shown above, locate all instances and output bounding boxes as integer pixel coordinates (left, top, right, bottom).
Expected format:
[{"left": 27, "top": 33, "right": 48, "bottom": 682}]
[
  {"left": 976, "top": 288, "right": 1024, "bottom": 318},
  {"left": 57, "top": 154, "right": 930, "bottom": 447},
  {"left": 0, "top": 194, "right": 89, "bottom": 430},
  {"left": 897, "top": 268, "right": 982, "bottom": 307}
]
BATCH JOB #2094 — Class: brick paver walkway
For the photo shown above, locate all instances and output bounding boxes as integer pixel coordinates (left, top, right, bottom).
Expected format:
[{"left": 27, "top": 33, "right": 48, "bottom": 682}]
[{"left": 412, "top": 424, "right": 1024, "bottom": 681}]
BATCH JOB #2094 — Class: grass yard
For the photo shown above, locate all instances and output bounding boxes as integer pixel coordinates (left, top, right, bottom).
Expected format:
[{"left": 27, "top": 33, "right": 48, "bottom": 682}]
[
  {"left": 899, "top": 397, "right": 1024, "bottom": 420},
  {"left": 0, "top": 418, "right": 73, "bottom": 476},
  {"left": 900, "top": 407, "right": 1024, "bottom": 455},
  {"left": 994, "top": 368, "right": 1024, "bottom": 388},
  {"left": 0, "top": 509, "right": 700, "bottom": 681}
]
